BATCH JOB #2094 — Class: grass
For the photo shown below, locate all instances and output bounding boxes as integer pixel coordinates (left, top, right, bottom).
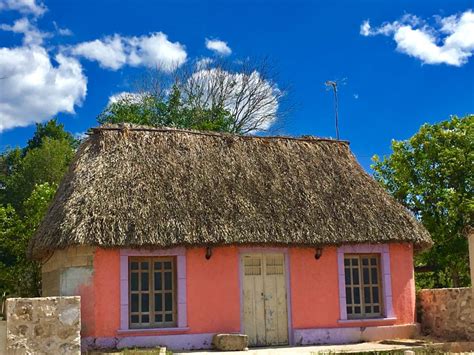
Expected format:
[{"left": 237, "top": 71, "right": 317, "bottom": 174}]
[{"left": 122, "top": 349, "right": 173, "bottom": 355}]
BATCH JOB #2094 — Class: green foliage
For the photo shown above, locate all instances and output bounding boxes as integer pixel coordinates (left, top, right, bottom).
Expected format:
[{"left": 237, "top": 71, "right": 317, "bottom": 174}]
[
  {"left": 372, "top": 115, "right": 473, "bottom": 288},
  {"left": 0, "top": 183, "right": 56, "bottom": 297},
  {"left": 26, "top": 119, "right": 77, "bottom": 152},
  {"left": 1, "top": 138, "right": 74, "bottom": 212},
  {"left": 97, "top": 86, "right": 234, "bottom": 133},
  {"left": 0, "top": 119, "right": 75, "bottom": 297}
]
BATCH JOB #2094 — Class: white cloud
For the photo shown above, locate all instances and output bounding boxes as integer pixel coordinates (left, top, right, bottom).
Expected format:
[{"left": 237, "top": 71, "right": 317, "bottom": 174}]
[
  {"left": 195, "top": 57, "right": 213, "bottom": 70},
  {"left": 108, "top": 91, "right": 147, "bottom": 105},
  {"left": 0, "top": 45, "right": 87, "bottom": 132},
  {"left": 361, "top": 10, "right": 474, "bottom": 66},
  {"left": 53, "top": 21, "right": 73, "bottom": 36},
  {"left": 0, "top": 17, "right": 50, "bottom": 45},
  {"left": 205, "top": 38, "right": 232, "bottom": 56},
  {"left": 72, "top": 34, "right": 127, "bottom": 70},
  {"left": 353, "top": 93, "right": 359, "bottom": 99},
  {"left": 0, "top": 0, "right": 46, "bottom": 16},
  {"left": 71, "top": 32, "right": 187, "bottom": 71}
]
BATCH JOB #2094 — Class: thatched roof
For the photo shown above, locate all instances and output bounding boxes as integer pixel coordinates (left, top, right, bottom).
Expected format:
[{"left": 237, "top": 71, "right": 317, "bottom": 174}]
[{"left": 29, "top": 124, "right": 432, "bottom": 259}]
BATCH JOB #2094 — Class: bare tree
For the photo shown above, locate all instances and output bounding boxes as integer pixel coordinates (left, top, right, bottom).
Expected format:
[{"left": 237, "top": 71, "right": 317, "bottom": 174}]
[{"left": 136, "top": 58, "right": 288, "bottom": 134}]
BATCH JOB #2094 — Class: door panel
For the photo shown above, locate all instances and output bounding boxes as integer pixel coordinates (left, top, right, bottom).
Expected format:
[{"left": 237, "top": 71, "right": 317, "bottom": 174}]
[
  {"left": 242, "top": 253, "right": 288, "bottom": 346},
  {"left": 243, "top": 255, "right": 265, "bottom": 346}
]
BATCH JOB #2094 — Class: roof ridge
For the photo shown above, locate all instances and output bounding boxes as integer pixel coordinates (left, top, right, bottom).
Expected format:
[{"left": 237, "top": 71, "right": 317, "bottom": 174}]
[{"left": 90, "top": 125, "right": 351, "bottom": 145}]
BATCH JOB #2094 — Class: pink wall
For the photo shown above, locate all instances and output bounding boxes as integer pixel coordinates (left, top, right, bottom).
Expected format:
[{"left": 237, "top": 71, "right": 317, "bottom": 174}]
[
  {"left": 88, "top": 243, "right": 415, "bottom": 338},
  {"left": 290, "top": 244, "right": 415, "bottom": 329},
  {"left": 290, "top": 247, "right": 340, "bottom": 329},
  {"left": 389, "top": 243, "right": 415, "bottom": 324},
  {"left": 93, "top": 248, "right": 121, "bottom": 337},
  {"left": 186, "top": 246, "right": 241, "bottom": 333}
]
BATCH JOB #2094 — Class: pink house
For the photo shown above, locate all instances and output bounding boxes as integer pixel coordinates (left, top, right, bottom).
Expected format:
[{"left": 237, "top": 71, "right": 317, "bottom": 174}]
[{"left": 29, "top": 125, "right": 432, "bottom": 351}]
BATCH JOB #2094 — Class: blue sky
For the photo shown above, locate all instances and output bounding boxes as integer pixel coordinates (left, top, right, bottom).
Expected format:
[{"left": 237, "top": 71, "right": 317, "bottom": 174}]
[{"left": 0, "top": 0, "right": 473, "bottom": 170}]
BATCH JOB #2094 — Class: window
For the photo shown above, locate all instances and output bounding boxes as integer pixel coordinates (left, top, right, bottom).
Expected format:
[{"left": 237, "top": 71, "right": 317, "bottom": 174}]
[
  {"left": 129, "top": 257, "right": 176, "bottom": 328},
  {"left": 344, "top": 254, "right": 383, "bottom": 319}
]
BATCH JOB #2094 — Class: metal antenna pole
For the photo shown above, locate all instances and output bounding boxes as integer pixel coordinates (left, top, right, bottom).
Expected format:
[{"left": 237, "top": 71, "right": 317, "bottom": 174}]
[{"left": 325, "top": 80, "right": 339, "bottom": 140}]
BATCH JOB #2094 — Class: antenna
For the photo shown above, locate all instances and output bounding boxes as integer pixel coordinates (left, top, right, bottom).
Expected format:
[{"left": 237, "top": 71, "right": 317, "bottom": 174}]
[{"left": 325, "top": 80, "right": 339, "bottom": 140}]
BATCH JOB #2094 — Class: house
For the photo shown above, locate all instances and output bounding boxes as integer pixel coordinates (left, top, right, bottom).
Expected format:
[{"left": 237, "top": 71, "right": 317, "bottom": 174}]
[{"left": 29, "top": 124, "right": 432, "bottom": 351}]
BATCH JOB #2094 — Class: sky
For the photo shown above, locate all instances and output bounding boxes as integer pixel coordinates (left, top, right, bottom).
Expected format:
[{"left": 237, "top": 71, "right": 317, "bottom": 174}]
[{"left": 0, "top": 0, "right": 473, "bottom": 170}]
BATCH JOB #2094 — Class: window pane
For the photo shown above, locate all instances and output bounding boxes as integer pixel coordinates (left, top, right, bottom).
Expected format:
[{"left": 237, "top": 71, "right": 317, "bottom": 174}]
[
  {"left": 164, "top": 261, "right": 172, "bottom": 270},
  {"left": 373, "top": 287, "right": 379, "bottom": 303},
  {"left": 141, "top": 272, "right": 149, "bottom": 291},
  {"left": 131, "top": 294, "right": 139, "bottom": 312},
  {"left": 371, "top": 268, "right": 378, "bottom": 284},
  {"left": 131, "top": 315, "right": 139, "bottom": 323},
  {"left": 354, "top": 287, "right": 360, "bottom": 304},
  {"left": 370, "top": 258, "right": 377, "bottom": 266},
  {"left": 362, "top": 258, "right": 368, "bottom": 266},
  {"left": 141, "top": 261, "right": 149, "bottom": 270},
  {"left": 363, "top": 268, "right": 370, "bottom": 284},
  {"left": 131, "top": 272, "right": 139, "bottom": 291},
  {"left": 352, "top": 268, "right": 359, "bottom": 285},
  {"left": 155, "top": 294, "right": 162, "bottom": 312},
  {"left": 141, "top": 294, "right": 149, "bottom": 312},
  {"left": 154, "top": 262, "right": 162, "bottom": 270},
  {"left": 354, "top": 306, "right": 361, "bottom": 314},
  {"left": 142, "top": 314, "right": 149, "bottom": 323},
  {"left": 364, "top": 287, "right": 371, "bottom": 303},
  {"left": 155, "top": 314, "right": 163, "bottom": 323},
  {"left": 346, "top": 306, "right": 352, "bottom": 315},
  {"left": 164, "top": 272, "right": 173, "bottom": 290},
  {"left": 154, "top": 272, "right": 162, "bottom": 291},
  {"left": 165, "top": 293, "right": 173, "bottom": 311},
  {"left": 344, "top": 259, "right": 350, "bottom": 266},
  {"left": 165, "top": 314, "right": 173, "bottom": 322},
  {"left": 345, "top": 287, "right": 352, "bottom": 304},
  {"left": 374, "top": 305, "right": 380, "bottom": 313},
  {"left": 365, "top": 306, "right": 372, "bottom": 314},
  {"left": 351, "top": 258, "right": 358, "bottom": 266},
  {"left": 345, "top": 268, "right": 351, "bottom": 285},
  {"left": 130, "top": 262, "right": 139, "bottom": 270}
]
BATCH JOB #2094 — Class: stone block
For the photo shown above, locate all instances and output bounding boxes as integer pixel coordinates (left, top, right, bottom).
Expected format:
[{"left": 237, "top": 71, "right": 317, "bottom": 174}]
[
  {"left": 6, "top": 296, "right": 81, "bottom": 355},
  {"left": 212, "top": 333, "right": 248, "bottom": 351},
  {"left": 0, "top": 321, "right": 6, "bottom": 355},
  {"left": 418, "top": 287, "right": 474, "bottom": 341}
]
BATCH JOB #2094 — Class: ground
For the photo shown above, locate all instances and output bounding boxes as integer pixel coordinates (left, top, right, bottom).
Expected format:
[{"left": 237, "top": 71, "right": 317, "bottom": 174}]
[{"left": 88, "top": 339, "right": 474, "bottom": 354}]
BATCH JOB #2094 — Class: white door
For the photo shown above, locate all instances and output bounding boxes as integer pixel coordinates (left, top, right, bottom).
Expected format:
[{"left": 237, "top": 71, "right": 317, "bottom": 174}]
[{"left": 242, "top": 253, "right": 288, "bottom": 346}]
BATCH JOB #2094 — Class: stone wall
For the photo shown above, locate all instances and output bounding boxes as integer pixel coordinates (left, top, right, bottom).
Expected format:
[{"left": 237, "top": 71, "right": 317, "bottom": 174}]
[
  {"left": 418, "top": 287, "right": 473, "bottom": 341},
  {"left": 0, "top": 321, "right": 6, "bottom": 354},
  {"left": 6, "top": 296, "right": 81, "bottom": 355}
]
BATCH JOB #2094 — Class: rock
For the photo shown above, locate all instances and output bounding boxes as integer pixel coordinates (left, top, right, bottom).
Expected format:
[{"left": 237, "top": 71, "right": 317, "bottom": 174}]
[{"left": 212, "top": 333, "right": 249, "bottom": 351}]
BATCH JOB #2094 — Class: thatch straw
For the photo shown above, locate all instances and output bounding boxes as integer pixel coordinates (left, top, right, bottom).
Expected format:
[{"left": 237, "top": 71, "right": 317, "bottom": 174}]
[{"left": 29, "top": 124, "right": 432, "bottom": 259}]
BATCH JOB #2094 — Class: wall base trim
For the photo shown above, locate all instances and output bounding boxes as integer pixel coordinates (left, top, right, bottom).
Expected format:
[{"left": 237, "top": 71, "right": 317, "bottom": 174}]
[
  {"left": 82, "top": 333, "right": 215, "bottom": 351},
  {"left": 82, "top": 324, "right": 419, "bottom": 351},
  {"left": 293, "top": 323, "right": 420, "bottom": 346}
]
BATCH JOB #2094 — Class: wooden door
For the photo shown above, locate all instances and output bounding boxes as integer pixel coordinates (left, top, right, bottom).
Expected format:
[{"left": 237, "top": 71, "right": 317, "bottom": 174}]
[{"left": 242, "top": 253, "right": 288, "bottom": 346}]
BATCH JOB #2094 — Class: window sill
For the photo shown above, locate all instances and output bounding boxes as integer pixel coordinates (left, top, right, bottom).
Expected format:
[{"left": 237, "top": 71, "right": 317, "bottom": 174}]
[
  {"left": 118, "top": 327, "right": 190, "bottom": 334},
  {"left": 338, "top": 317, "right": 397, "bottom": 324}
]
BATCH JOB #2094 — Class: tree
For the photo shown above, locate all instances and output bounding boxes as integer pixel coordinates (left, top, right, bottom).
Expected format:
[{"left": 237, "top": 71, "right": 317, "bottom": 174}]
[
  {"left": 98, "top": 58, "right": 286, "bottom": 134},
  {"left": 372, "top": 115, "right": 473, "bottom": 288},
  {"left": 2, "top": 138, "right": 74, "bottom": 212},
  {"left": 0, "top": 119, "right": 76, "bottom": 297},
  {"left": 0, "top": 183, "right": 57, "bottom": 297},
  {"left": 26, "top": 119, "right": 77, "bottom": 152}
]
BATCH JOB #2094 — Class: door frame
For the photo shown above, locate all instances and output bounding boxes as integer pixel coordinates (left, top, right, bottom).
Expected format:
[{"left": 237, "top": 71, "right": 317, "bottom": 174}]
[{"left": 238, "top": 247, "right": 293, "bottom": 346}]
